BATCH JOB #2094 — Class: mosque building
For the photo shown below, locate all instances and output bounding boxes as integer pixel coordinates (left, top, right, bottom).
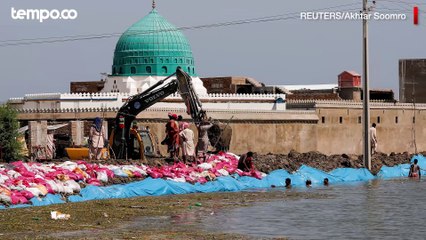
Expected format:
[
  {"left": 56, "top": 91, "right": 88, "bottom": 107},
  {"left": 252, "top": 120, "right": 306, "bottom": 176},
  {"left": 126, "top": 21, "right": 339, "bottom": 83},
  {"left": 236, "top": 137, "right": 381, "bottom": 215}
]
[
  {"left": 102, "top": 2, "right": 207, "bottom": 96},
  {"left": 10, "top": 2, "right": 284, "bottom": 112}
]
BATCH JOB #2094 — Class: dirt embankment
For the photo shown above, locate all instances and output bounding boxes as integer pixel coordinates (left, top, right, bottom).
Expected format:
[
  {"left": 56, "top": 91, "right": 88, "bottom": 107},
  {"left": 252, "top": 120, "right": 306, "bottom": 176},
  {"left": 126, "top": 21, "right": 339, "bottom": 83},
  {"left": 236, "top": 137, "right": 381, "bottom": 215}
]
[{"left": 253, "top": 150, "right": 417, "bottom": 175}]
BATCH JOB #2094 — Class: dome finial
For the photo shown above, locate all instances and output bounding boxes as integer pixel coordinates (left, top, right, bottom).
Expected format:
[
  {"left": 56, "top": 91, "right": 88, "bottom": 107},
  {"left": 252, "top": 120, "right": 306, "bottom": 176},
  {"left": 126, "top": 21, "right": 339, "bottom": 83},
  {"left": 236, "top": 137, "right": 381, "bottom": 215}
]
[{"left": 152, "top": 0, "right": 156, "bottom": 9}]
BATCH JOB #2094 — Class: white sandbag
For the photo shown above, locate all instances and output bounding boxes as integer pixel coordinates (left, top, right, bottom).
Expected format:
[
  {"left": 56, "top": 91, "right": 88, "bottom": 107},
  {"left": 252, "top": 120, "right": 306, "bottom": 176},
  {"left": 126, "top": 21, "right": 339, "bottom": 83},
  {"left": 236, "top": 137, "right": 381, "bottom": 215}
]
[
  {"left": 0, "top": 193, "right": 11, "bottom": 204},
  {"left": 96, "top": 171, "right": 108, "bottom": 183},
  {"left": 198, "top": 163, "right": 213, "bottom": 170},
  {"left": 169, "top": 176, "right": 186, "bottom": 183},
  {"left": 26, "top": 187, "right": 43, "bottom": 197},
  {"left": 6, "top": 170, "right": 21, "bottom": 178},
  {"left": 217, "top": 169, "right": 230, "bottom": 176},
  {"left": 0, "top": 174, "right": 9, "bottom": 184},
  {"left": 65, "top": 180, "right": 81, "bottom": 193},
  {"left": 57, "top": 161, "right": 78, "bottom": 171}
]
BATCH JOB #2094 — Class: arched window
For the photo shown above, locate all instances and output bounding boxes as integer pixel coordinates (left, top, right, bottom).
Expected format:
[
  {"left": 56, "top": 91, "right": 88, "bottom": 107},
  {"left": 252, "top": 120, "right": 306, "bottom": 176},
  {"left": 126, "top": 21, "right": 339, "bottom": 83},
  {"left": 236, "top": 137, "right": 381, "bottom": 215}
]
[
  {"left": 192, "top": 68, "right": 195, "bottom": 74},
  {"left": 174, "top": 59, "right": 177, "bottom": 63},
  {"left": 188, "top": 67, "right": 191, "bottom": 73},
  {"left": 150, "top": 59, "right": 154, "bottom": 63},
  {"left": 166, "top": 59, "right": 169, "bottom": 63},
  {"left": 162, "top": 66, "right": 168, "bottom": 74},
  {"left": 144, "top": 59, "right": 148, "bottom": 63},
  {"left": 275, "top": 97, "right": 285, "bottom": 103},
  {"left": 112, "top": 67, "right": 116, "bottom": 75},
  {"left": 160, "top": 59, "right": 163, "bottom": 63},
  {"left": 131, "top": 67, "right": 136, "bottom": 74},
  {"left": 179, "top": 59, "right": 183, "bottom": 63},
  {"left": 119, "top": 67, "right": 123, "bottom": 74},
  {"left": 146, "top": 66, "right": 152, "bottom": 74}
]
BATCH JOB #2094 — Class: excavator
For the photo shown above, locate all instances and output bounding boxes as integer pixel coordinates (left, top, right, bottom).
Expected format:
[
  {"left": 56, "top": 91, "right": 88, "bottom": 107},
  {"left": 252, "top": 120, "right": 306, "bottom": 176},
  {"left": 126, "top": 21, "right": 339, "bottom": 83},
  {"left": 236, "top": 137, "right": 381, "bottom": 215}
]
[{"left": 108, "top": 67, "right": 231, "bottom": 160}]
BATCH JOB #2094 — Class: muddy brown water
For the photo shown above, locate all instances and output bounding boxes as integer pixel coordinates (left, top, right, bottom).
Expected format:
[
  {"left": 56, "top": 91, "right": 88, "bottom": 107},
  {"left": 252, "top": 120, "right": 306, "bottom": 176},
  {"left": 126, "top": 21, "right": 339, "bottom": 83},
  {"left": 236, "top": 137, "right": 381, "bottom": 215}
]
[{"left": 202, "top": 179, "right": 426, "bottom": 239}]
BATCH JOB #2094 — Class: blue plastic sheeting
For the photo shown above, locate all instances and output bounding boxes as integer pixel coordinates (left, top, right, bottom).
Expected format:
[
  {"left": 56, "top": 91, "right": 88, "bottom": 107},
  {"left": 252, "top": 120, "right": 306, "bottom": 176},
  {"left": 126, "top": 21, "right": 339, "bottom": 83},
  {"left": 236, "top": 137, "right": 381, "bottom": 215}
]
[
  {"left": 377, "top": 164, "right": 410, "bottom": 179},
  {"left": 296, "top": 165, "right": 343, "bottom": 185},
  {"left": 411, "top": 155, "right": 426, "bottom": 169},
  {"left": 377, "top": 154, "right": 426, "bottom": 178},
  {"left": 31, "top": 194, "right": 65, "bottom": 206},
  {"left": 3, "top": 154, "right": 425, "bottom": 210},
  {"left": 329, "top": 168, "right": 375, "bottom": 182}
]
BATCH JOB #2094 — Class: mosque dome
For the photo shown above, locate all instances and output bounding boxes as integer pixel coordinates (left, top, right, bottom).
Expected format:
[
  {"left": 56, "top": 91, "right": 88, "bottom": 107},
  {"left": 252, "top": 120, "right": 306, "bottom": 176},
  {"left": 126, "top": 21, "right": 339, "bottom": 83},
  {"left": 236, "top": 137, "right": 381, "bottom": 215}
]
[{"left": 112, "top": 7, "right": 196, "bottom": 77}]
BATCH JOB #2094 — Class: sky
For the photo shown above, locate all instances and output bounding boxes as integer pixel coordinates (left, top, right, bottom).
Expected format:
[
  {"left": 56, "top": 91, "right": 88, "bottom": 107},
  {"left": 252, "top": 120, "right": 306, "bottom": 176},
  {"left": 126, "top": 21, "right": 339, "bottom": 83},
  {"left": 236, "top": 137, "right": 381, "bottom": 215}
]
[{"left": 0, "top": 0, "right": 425, "bottom": 102}]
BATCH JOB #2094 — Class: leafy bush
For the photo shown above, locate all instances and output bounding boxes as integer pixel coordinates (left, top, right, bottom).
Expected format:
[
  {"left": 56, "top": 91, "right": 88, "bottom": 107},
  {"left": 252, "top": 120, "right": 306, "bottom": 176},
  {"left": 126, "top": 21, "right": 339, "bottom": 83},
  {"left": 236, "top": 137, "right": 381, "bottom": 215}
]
[{"left": 0, "top": 104, "right": 21, "bottom": 162}]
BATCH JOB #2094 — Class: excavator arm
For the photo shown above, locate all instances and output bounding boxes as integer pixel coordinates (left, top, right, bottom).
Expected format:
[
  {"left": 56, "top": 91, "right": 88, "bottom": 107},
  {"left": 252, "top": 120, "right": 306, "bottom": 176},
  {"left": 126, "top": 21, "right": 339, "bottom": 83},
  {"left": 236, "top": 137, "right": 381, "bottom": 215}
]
[{"left": 111, "top": 67, "right": 205, "bottom": 160}]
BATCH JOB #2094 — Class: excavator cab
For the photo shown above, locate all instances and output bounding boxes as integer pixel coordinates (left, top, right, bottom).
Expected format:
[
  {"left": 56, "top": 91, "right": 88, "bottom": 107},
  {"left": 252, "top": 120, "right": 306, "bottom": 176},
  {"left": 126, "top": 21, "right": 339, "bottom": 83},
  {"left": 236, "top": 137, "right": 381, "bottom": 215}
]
[
  {"left": 108, "top": 126, "right": 160, "bottom": 160},
  {"left": 138, "top": 129, "right": 159, "bottom": 157}
]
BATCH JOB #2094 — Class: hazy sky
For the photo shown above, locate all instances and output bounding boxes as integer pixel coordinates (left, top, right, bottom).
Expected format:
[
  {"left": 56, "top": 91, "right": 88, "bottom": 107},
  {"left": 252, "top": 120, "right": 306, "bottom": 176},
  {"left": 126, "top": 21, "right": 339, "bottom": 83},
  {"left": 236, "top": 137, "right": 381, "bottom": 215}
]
[{"left": 0, "top": 0, "right": 425, "bottom": 102}]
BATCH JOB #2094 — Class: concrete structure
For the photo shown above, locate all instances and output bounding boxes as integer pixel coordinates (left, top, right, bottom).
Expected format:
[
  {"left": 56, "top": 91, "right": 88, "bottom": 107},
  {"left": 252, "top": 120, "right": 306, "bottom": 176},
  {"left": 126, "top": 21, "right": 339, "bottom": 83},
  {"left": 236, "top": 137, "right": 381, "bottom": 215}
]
[
  {"left": 399, "top": 59, "right": 426, "bottom": 103},
  {"left": 201, "top": 76, "right": 273, "bottom": 94},
  {"left": 338, "top": 71, "right": 362, "bottom": 101},
  {"left": 8, "top": 92, "right": 286, "bottom": 112},
  {"left": 70, "top": 81, "right": 105, "bottom": 93},
  {"left": 11, "top": 100, "right": 426, "bottom": 156}
]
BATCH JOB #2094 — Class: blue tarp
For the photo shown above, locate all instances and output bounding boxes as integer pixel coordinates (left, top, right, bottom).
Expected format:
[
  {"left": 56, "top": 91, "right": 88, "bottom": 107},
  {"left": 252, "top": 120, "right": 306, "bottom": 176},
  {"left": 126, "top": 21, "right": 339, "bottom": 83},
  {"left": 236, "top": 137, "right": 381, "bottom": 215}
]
[
  {"left": 377, "top": 154, "right": 426, "bottom": 178},
  {"left": 377, "top": 164, "right": 410, "bottom": 179},
  {"left": 329, "top": 168, "right": 375, "bottom": 182},
  {"left": 2, "top": 155, "right": 423, "bottom": 209},
  {"left": 31, "top": 194, "right": 66, "bottom": 206}
]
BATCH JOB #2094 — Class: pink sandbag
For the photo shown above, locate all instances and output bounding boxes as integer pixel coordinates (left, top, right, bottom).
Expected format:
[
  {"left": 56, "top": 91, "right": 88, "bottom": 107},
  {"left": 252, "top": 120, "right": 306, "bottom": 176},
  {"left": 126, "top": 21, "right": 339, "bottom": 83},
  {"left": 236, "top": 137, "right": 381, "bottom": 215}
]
[
  {"left": 103, "top": 169, "right": 115, "bottom": 179},
  {"left": 86, "top": 178, "right": 101, "bottom": 186},
  {"left": 251, "top": 170, "right": 263, "bottom": 180},
  {"left": 184, "top": 176, "right": 196, "bottom": 183},
  {"left": 86, "top": 169, "right": 97, "bottom": 179},
  {"left": 10, "top": 191, "right": 29, "bottom": 205},
  {"left": 19, "top": 190, "right": 34, "bottom": 200},
  {"left": 17, "top": 170, "right": 35, "bottom": 178},
  {"left": 33, "top": 178, "right": 46, "bottom": 185},
  {"left": 215, "top": 162, "right": 225, "bottom": 170},
  {"left": 11, "top": 161, "right": 25, "bottom": 168},
  {"left": 159, "top": 168, "right": 173, "bottom": 178},
  {"left": 197, "top": 177, "right": 207, "bottom": 184},
  {"left": 132, "top": 171, "right": 142, "bottom": 178},
  {"left": 147, "top": 169, "right": 163, "bottom": 179},
  {"left": 225, "top": 166, "right": 237, "bottom": 174},
  {"left": 67, "top": 172, "right": 83, "bottom": 181}
]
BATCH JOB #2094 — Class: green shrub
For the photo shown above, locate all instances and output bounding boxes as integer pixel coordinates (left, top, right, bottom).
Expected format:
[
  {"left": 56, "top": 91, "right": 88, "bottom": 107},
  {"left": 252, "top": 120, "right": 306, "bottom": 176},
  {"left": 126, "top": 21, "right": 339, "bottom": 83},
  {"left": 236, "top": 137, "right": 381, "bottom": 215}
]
[{"left": 0, "top": 104, "right": 21, "bottom": 162}]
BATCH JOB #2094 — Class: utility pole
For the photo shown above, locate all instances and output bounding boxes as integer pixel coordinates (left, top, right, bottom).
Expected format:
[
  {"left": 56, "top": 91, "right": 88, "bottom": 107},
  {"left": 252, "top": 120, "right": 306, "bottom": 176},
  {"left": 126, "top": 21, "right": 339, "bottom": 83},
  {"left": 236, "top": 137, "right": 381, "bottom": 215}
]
[{"left": 362, "top": 0, "right": 372, "bottom": 170}]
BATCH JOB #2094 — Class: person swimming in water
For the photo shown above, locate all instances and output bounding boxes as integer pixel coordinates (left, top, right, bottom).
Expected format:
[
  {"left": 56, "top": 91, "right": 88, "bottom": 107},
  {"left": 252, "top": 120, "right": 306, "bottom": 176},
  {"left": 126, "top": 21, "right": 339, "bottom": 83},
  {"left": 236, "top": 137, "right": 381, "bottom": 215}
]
[
  {"left": 409, "top": 159, "right": 421, "bottom": 179},
  {"left": 323, "top": 178, "right": 329, "bottom": 186},
  {"left": 285, "top": 178, "right": 292, "bottom": 189}
]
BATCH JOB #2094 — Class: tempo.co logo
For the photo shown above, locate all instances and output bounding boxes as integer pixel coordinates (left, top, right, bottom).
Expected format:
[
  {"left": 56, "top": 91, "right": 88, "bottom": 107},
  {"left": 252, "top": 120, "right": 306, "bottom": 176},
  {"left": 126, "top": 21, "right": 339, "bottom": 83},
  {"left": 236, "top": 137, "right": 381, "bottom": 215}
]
[{"left": 11, "top": 7, "right": 78, "bottom": 23}]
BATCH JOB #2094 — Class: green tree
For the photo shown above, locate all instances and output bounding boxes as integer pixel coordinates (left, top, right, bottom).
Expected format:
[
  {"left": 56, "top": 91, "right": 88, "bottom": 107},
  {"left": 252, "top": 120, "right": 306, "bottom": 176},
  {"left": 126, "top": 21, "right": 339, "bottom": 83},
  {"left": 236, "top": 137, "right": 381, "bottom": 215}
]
[{"left": 0, "top": 104, "right": 21, "bottom": 162}]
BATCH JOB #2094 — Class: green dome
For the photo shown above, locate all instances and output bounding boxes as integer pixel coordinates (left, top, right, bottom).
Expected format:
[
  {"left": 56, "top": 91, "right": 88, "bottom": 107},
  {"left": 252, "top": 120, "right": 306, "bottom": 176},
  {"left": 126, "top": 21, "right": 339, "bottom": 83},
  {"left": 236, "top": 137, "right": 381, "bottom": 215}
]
[{"left": 112, "top": 9, "right": 196, "bottom": 77}]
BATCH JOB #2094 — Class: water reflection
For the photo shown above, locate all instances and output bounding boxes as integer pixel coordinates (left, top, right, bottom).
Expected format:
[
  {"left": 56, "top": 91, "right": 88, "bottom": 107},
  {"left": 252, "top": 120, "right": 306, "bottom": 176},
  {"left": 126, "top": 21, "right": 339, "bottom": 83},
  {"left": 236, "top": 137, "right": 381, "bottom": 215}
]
[{"left": 203, "top": 179, "right": 426, "bottom": 239}]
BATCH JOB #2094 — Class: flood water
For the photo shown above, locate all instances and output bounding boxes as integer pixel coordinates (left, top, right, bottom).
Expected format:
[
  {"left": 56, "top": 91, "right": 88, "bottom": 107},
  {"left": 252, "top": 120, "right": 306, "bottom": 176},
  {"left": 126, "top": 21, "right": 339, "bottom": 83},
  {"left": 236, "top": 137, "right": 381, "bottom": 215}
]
[{"left": 203, "top": 179, "right": 426, "bottom": 239}]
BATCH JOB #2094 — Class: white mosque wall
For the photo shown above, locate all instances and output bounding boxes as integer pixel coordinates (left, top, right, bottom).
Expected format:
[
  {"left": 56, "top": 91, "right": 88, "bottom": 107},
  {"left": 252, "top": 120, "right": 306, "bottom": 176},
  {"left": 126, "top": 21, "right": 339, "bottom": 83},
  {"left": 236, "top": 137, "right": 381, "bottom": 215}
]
[
  {"left": 8, "top": 92, "right": 286, "bottom": 112},
  {"left": 102, "top": 75, "right": 208, "bottom": 96}
]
